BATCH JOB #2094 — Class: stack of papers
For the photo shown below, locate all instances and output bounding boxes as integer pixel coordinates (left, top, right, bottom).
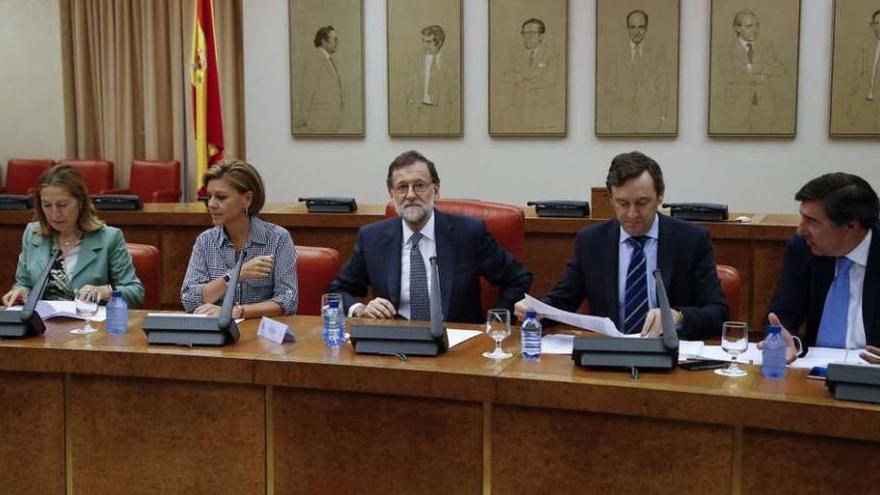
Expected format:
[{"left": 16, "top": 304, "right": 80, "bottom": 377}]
[
  {"left": 524, "top": 294, "right": 625, "bottom": 337},
  {"left": 5, "top": 300, "right": 107, "bottom": 322}
]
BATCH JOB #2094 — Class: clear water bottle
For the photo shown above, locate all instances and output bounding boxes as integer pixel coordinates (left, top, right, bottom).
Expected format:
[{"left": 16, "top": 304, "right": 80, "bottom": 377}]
[
  {"left": 105, "top": 290, "right": 128, "bottom": 335},
  {"left": 520, "top": 310, "right": 542, "bottom": 360},
  {"left": 762, "top": 324, "right": 786, "bottom": 378},
  {"left": 322, "top": 299, "right": 345, "bottom": 348}
]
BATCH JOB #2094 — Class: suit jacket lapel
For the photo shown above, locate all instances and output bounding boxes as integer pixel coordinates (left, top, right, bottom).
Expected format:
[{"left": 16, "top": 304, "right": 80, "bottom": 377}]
[
  {"left": 863, "top": 226, "right": 880, "bottom": 344},
  {"left": 656, "top": 214, "right": 675, "bottom": 296},
  {"left": 435, "top": 212, "right": 454, "bottom": 319},
  {"left": 383, "top": 221, "right": 403, "bottom": 308},
  {"left": 607, "top": 220, "right": 621, "bottom": 328},
  {"left": 70, "top": 230, "right": 100, "bottom": 283}
]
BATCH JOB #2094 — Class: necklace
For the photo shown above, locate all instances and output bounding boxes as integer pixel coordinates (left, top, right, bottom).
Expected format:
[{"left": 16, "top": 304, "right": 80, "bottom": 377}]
[{"left": 58, "top": 233, "right": 82, "bottom": 248}]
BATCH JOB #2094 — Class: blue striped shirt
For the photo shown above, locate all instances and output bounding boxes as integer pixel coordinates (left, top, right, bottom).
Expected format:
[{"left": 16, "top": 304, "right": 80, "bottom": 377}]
[{"left": 180, "top": 216, "right": 298, "bottom": 314}]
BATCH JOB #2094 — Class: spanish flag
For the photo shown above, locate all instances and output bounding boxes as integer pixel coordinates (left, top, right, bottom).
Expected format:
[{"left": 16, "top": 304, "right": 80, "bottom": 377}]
[{"left": 191, "top": 0, "right": 224, "bottom": 197}]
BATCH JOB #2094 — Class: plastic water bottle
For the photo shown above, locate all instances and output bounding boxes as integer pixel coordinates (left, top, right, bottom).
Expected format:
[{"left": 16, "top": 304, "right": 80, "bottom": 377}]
[
  {"left": 762, "top": 324, "right": 786, "bottom": 378},
  {"left": 105, "top": 290, "right": 128, "bottom": 335},
  {"left": 322, "top": 299, "right": 345, "bottom": 348},
  {"left": 520, "top": 310, "right": 542, "bottom": 360}
]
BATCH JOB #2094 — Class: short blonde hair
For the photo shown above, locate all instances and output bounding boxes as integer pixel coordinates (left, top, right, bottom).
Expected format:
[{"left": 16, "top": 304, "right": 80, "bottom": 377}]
[
  {"left": 33, "top": 164, "right": 104, "bottom": 236},
  {"left": 202, "top": 159, "right": 266, "bottom": 216}
]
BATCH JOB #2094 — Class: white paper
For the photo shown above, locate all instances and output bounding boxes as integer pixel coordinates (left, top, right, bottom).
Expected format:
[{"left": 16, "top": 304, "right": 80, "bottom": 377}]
[
  {"left": 446, "top": 328, "right": 482, "bottom": 348},
  {"left": 678, "top": 340, "right": 706, "bottom": 361},
  {"left": 698, "top": 343, "right": 764, "bottom": 365},
  {"left": 257, "top": 316, "right": 294, "bottom": 344},
  {"left": 523, "top": 294, "right": 622, "bottom": 337},
  {"left": 7, "top": 301, "right": 107, "bottom": 322},
  {"left": 787, "top": 347, "right": 879, "bottom": 369},
  {"left": 541, "top": 334, "right": 575, "bottom": 354}
]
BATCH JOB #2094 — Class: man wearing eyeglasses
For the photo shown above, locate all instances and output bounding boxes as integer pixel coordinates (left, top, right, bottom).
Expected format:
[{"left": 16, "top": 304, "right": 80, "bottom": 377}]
[{"left": 327, "top": 150, "right": 532, "bottom": 323}]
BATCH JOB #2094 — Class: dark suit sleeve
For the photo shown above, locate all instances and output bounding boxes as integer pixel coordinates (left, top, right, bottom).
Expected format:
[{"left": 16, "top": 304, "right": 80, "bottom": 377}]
[
  {"left": 476, "top": 228, "right": 532, "bottom": 312},
  {"left": 542, "top": 230, "right": 588, "bottom": 313},
  {"left": 766, "top": 236, "right": 810, "bottom": 337},
  {"left": 326, "top": 229, "right": 371, "bottom": 313},
  {"left": 677, "top": 229, "right": 728, "bottom": 340}
]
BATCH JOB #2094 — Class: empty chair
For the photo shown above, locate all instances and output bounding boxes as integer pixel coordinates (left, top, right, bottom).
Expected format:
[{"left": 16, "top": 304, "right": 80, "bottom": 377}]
[
  {"left": 127, "top": 243, "right": 160, "bottom": 309},
  {"left": 295, "top": 245, "right": 342, "bottom": 316},
  {"left": 385, "top": 198, "right": 526, "bottom": 314},
  {"left": 106, "top": 160, "right": 182, "bottom": 202},
  {"left": 2, "top": 159, "right": 54, "bottom": 194},
  {"left": 58, "top": 160, "right": 114, "bottom": 194}
]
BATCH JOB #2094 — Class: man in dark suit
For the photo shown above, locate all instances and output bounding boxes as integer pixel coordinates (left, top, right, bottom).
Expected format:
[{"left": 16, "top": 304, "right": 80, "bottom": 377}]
[
  {"left": 327, "top": 150, "right": 532, "bottom": 324},
  {"left": 767, "top": 173, "right": 880, "bottom": 364},
  {"left": 515, "top": 151, "right": 727, "bottom": 339}
]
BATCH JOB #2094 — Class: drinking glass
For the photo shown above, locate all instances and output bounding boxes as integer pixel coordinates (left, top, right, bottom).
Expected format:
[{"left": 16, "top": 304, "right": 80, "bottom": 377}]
[
  {"left": 71, "top": 288, "right": 99, "bottom": 335},
  {"left": 482, "top": 309, "right": 512, "bottom": 360},
  {"left": 715, "top": 321, "right": 749, "bottom": 377}
]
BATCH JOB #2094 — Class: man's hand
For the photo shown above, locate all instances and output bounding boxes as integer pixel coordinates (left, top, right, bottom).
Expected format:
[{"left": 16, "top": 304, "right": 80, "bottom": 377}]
[
  {"left": 640, "top": 308, "right": 683, "bottom": 337},
  {"left": 355, "top": 298, "right": 397, "bottom": 319},
  {"left": 1, "top": 287, "right": 29, "bottom": 308},
  {"left": 240, "top": 256, "right": 274, "bottom": 281},
  {"left": 194, "top": 303, "right": 222, "bottom": 317},
  {"left": 860, "top": 345, "right": 880, "bottom": 364},
  {"left": 757, "top": 312, "right": 799, "bottom": 364}
]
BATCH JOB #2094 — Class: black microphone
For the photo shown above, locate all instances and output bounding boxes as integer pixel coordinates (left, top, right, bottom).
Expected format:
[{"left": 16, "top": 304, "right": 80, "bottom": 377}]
[
  {"left": 218, "top": 250, "right": 247, "bottom": 330},
  {"left": 653, "top": 269, "right": 680, "bottom": 351},
  {"left": 429, "top": 256, "right": 445, "bottom": 339},
  {"left": 20, "top": 250, "right": 61, "bottom": 322}
]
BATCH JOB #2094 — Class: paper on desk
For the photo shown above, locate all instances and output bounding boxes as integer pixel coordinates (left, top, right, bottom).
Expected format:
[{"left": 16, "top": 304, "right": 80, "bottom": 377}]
[
  {"left": 678, "top": 340, "right": 705, "bottom": 361},
  {"left": 446, "top": 328, "right": 482, "bottom": 348},
  {"left": 698, "top": 343, "right": 763, "bottom": 365},
  {"left": 541, "top": 334, "right": 575, "bottom": 354},
  {"left": 6, "top": 301, "right": 107, "bottom": 322},
  {"left": 524, "top": 294, "right": 622, "bottom": 336},
  {"left": 787, "top": 347, "right": 879, "bottom": 369}
]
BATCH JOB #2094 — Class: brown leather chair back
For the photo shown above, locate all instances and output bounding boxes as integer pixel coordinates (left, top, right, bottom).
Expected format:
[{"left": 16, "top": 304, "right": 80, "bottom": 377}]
[
  {"left": 126, "top": 243, "right": 160, "bottom": 309},
  {"left": 58, "top": 160, "right": 114, "bottom": 194},
  {"left": 716, "top": 264, "right": 742, "bottom": 322},
  {"left": 296, "top": 246, "right": 342, "bottom": 316},
  {"left": 129, "top": 160, "right": 182, "bottom": 202},
  {"left": 385, "top": 199, "right": 526, "bottom": 313},
  {"left": 4, "top": 159, "right": 54, "bottom": 195}
]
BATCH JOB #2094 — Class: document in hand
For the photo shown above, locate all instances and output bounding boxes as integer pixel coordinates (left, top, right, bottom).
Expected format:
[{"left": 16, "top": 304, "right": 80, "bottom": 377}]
[
  {"left": 5, "top": 301, "right": 107, "bottom": 322},
  {"left": 523, "top": 294, "right": 625, "bottom": 337}
]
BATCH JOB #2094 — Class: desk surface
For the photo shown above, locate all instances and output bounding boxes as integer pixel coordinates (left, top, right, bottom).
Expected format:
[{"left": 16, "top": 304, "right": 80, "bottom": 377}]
[{"left": 1, "top": 311, "right": 876, "bottom": 443}]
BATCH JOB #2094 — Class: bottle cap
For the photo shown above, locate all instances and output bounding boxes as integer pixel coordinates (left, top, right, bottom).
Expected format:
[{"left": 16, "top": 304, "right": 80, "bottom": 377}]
[
  {"left": 112, "top": 289, "right": 122, "bottom": 298},
  {"left": 767, "top": 324, "right": 781, "bottom": 334},
  {"left": 329, "top": 300, "right": 340, "bottom": 308},
  {"left": 525, "top": 310, "right": 537, "bottom": 319}
]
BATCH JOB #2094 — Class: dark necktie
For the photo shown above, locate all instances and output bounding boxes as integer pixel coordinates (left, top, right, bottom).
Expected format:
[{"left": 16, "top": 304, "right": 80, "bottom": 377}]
[
  {"left": 746, "top": 42, "right": 758, "bottom": 105},
  {"left": 409, "top": 232, "right": 430, "bottom": 321},
  {"left": 816, "top": 257, "right": 854, "bottom": 348},
  {"left": 623, "top": 236, "right": 649, "bottom": 335}
]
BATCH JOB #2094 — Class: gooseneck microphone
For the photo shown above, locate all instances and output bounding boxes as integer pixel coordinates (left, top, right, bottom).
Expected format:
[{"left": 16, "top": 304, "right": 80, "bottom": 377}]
[
  {"left": 218, "top": 250, "right": 247, "bottom": 331},
  {"left": 429, "top": 256, "right": 445, "bottom": 339},
  {"left": 20, "top": 249, "right": 61, "bottom": 323}
]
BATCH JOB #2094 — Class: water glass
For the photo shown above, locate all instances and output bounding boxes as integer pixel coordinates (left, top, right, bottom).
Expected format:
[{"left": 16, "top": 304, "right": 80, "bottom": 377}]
[
  {"left": 482, "top": 309, "right": 512, "bottom": 360},
  {"left": 715, "top": 321, "right": 749, "bottom": 377},
  {"left": 71, "top": 288, "right": 99, "bottom": 335}
]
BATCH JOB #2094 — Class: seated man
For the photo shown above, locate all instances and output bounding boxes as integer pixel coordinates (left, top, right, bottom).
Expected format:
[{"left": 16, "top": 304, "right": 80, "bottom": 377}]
[
  {"left": 515, "top": 151, "right": 727, "bottom": 339},
  {"left": 327, "top": 150, "right": 532, "bottom": 323},
  {"left": 767, "top": 172, "right": 880, "bottom": 364}
]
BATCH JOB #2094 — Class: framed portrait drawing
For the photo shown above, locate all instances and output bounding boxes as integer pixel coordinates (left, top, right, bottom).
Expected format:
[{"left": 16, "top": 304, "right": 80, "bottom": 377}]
[
  {"left": 489, "top": 0, "right": 568, "bottom": 136},
  {"left": 708, "top": 0, "right": 801, "bottom": 137},
  {"left": 387, "top": 0, "right": 462, "bottom": 137},
  {"left": 830, "top": 0, "right": 880, "bottom": 137},
  {"left": 595, "top": 0, "right": 680, "bottom": 137},
  {"left": 289, "top": 0, "right": 364, "bottom": 137}
]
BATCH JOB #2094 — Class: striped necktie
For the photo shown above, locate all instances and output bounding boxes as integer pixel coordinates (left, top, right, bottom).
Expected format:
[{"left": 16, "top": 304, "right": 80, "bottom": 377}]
[
  {"left": 623, "top": 236, "right": 649, "bottom": 335},
  {"left": 409, "top": 232, "right": 430, "bottom": 321}
]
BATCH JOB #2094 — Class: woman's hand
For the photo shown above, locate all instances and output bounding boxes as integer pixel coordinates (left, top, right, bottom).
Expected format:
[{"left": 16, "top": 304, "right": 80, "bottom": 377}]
[
  {"left": 78, "top": 284, "right": 113, "bottom": 303},
  {"left": 240, "top": 255, "right": 274, "bottom": 281},
  {"left": 194, "top": 303, "right": 222, "bottom": 317},
  {"left": 1, "top": 287, "right": 30, "bottom": 308}
]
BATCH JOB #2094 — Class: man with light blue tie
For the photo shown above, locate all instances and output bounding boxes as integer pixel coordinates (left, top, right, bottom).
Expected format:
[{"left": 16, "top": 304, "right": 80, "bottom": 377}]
[
  {"left": 768, "top": 173, "right": 880, "bottom": 364},
  {"left": 515, "top": 151, "right": 728, "bottom": 339}
]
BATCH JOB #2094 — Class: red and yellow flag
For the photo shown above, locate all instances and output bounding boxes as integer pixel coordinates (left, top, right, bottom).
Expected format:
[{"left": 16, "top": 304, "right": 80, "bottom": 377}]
[{"left": 191, "top": 0, "right": 224, "bottom": 197}]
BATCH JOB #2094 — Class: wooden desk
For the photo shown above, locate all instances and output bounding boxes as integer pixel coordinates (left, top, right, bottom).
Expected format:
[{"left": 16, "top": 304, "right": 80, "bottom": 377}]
[
  {"left": 0, "top": 205, "right": 798, "bottom": 330},
  {"left": 1, "top": 313, "right": 878, "bottom": 494}
]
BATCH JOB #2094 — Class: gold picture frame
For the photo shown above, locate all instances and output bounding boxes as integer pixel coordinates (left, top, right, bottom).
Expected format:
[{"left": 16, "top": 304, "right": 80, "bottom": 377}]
[{"left": 829, "top": 0, "right": 880, "bottom": 137}]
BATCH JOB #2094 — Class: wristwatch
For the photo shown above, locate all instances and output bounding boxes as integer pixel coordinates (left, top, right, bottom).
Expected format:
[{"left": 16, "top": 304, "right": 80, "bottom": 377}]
[{"left": 222, "top": 272, "right": 232, "bottom": 284}]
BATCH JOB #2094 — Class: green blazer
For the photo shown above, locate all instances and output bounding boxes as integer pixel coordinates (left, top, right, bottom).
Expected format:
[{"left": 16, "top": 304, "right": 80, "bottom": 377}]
[{"left": 14, "top": 222, "right": 145, "bottom": 308}]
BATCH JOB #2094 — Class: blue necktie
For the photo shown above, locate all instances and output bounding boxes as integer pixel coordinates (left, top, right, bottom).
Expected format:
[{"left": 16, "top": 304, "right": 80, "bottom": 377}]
[
  {"left": 409, "top": 232, "right": 430, "bottom": 321},
  {"left": 816, "top": 257, "right": 854, "bottom": 348},
  {"left": 623, "top": 236, "right": 649, "bottom": 335}
]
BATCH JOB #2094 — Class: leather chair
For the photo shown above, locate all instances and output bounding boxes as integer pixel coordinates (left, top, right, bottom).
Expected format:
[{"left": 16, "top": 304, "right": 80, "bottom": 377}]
[
  {"left": 716, "top": 264, "right": 742, "bottom": 322},
  {"left": 58, "top": 160, "right": 114, "bottom": 194},
  {"left": 385, "top": 199, "right": 526, "bottom": 314},
  {"left": 2, "top": 159, "right": 54, "bottom": 194},
  {"left": 126, "top": 243, "right": 160, "bottom": 309},
  {"left": 106, "top": 160, "right": 182, "bottom": 202},
  {"left": 296, "top": 246, "right": 342, "bottom": 316}
]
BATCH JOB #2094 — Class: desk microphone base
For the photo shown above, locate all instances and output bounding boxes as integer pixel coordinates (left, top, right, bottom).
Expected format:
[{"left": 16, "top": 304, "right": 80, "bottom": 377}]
[
  {"left": 351, "top": 324, "right": 449, "bottom": 357},
  {"left": 142, "top": 315, "right": 240, "bottom": 346},
  {"left": 827, "top": 363, "right": 880, "bottom": 405},
  {"left": 0, "top": 310, "right": 46, "bottom": 338},
  {"left": 572, "top": 336, "right": 677, "bottom": 370}
]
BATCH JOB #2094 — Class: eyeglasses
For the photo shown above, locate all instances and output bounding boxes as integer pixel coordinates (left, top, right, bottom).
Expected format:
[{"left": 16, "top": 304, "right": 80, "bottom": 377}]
[{"left": 392, "top": 181, "right": 433, "bottom": 196}]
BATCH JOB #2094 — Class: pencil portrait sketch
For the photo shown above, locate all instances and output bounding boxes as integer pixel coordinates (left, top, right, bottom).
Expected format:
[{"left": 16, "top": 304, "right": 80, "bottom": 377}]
[
  {"left": 596, "top": 0, "right": 679, "bottom": 136},
  {"left": 708, "top": 0, "right": 800, "bottom": 137},
  {"left": 830, "top": 0, "right": 880, "bottom": 136},
  {"left": 490, "top": 0, "right": 567, "bottom": 136},
  {"left": 290, "top": 0, "right": 364, "bottom": 137},
  {"left": 387, "top": 0, "right": 462, "bottom": 136}
]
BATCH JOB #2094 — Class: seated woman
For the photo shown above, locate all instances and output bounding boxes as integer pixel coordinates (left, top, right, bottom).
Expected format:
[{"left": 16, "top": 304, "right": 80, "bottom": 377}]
[
  {"left": 181, "top": 159, "right": 298, "bottom": 318},
  {"left": 1, "top": 165, "right": 144, "bottom": 308}
]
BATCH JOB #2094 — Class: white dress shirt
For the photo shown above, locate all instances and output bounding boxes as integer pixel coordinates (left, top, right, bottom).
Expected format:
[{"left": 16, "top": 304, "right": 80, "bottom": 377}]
[{"left": 841, "top": 229, "right": 871, "bottom": 349}]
